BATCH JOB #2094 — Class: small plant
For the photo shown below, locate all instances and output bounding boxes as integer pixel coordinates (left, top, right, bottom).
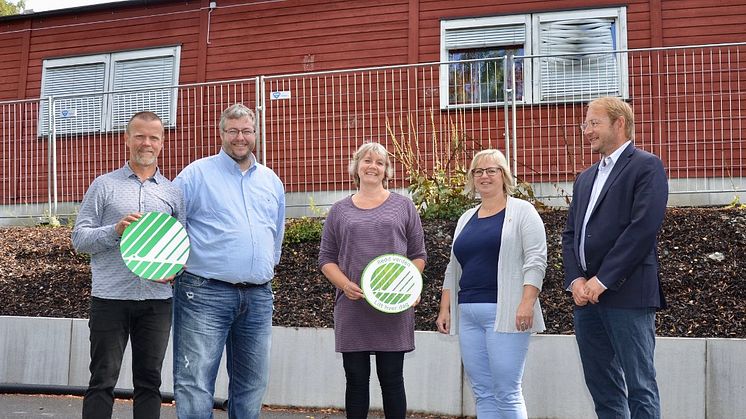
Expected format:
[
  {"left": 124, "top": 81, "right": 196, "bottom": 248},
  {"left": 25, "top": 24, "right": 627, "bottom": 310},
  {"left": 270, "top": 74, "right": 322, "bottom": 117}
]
[
  {"left": 513, "top": 179, "right": 551, "bottom": 212},
  {"left": 388, "top": 112, "right": 478, "bottom": 220},
  {"left": 64, "top": 210, "right": 78, "bottom": 227},
  {"left": 41, "top": 210, "right": 61, "bottom": 227},
  {"left": 307, "top": 196, "right": 328, "bottom": 218},
  {"left": 725, "top": 195, "right": 745, "bottom": 210},
  {"left": 283, "top": 196, "right": 328, "bottom": 245},
  {"left": 284, "top": 217, "right": 324, "bottom": 244}
]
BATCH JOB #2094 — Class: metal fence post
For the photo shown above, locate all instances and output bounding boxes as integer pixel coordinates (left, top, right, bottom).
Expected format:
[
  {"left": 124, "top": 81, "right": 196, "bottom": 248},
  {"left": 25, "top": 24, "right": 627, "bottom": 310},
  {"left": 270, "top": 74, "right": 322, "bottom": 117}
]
[
  {"left": 257, "top": 76, "right": 266, "bottom": 165},
  {"left": 46, "top": 96, "right": 58, "bottom": 219},
  {"left": 503, "top": 52, "right": 518, "bottom": 178},
  {"left": 509, "top": 53, "right": 518, "bottom": 178}
]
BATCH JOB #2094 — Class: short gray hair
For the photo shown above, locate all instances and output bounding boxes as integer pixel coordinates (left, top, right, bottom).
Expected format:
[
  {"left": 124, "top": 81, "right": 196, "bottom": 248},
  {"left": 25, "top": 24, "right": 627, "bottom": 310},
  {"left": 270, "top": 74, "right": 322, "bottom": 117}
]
[
  {"left": 348, "top": 142, "right": 394, "bottom": 188},
  {"left": 464, "top": 149, "right": 515, "bottom": 198},
  {"left": 126, "top": 111, "right": 163, "bottom": 135},
  {"left": 220, "top": 104, "right": 256, "bottom": 132}
]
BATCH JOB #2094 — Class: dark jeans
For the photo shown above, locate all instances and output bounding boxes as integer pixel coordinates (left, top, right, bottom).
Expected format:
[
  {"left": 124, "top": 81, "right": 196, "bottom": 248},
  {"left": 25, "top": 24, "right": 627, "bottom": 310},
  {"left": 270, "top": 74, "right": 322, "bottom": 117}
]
[
  {"left": 574, "top": 304, "right": 661, "bottom": 419},
  {"left": 82, "top": 297, "right": 172, "bottom": 419},
  {"left": 342, "top": 351, "right": 406, "bottom": 419}
]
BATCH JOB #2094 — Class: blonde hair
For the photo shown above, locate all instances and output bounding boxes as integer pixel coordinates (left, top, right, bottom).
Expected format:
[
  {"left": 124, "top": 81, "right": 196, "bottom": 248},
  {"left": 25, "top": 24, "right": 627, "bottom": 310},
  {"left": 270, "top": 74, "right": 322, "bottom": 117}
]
[
  {"left": 588, "top": 96, "right": 635, "bottom": 140},
  {"left": 348, "top": 142, "right": 394, "bottom": 188},
  {"left": 464, "top": 149, "right": 515, "bottom": 198}
]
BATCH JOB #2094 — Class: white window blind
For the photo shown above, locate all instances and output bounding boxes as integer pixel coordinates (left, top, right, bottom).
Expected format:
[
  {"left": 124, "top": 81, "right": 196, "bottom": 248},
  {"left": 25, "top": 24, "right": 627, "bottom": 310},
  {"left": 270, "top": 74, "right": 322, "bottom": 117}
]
[
  {"left": 538, "top": 18, "right": 620, "bottom": 101},
  {"left": 445, "top": 25, "right": 525, "bottom": 49},
  {"left": 40, "top": 62, "right": 106, "bottom": 135},
  {"left": 111, "top": 55, "right": 177, "bottom": 130},
  {"left": 440, "top": 7, "right": 627, "bottom": 106},
  {"left": 39, "top": 46, "right": 180, "bottom": 135}
]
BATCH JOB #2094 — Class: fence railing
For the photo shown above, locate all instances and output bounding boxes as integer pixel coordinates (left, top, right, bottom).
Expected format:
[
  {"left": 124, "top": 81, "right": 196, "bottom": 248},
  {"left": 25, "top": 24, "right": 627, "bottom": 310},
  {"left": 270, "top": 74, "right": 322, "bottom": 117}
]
[{"left": 1, "top": 42, "right": 744, "bottom": 220}]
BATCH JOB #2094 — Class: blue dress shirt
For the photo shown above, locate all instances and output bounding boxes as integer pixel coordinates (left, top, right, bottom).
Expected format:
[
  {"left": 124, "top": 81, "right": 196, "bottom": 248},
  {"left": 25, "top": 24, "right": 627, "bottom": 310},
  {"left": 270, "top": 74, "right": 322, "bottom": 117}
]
[{"left": 173, "top": 149, "right": 285, "bottom": 284}]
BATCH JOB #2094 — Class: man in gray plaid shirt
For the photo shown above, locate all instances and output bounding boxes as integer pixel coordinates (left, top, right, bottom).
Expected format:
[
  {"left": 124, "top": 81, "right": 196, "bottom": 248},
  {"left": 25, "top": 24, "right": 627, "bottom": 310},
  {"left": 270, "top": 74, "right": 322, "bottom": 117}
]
[{"left": 72, "top": 111, "right": 184, "bottom": 419}]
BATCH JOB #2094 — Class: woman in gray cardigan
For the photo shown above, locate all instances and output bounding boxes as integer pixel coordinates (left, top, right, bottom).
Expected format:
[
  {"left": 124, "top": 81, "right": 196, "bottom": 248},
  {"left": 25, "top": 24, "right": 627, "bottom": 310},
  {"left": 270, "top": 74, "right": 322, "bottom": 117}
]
[{"left": 436, "top": 149, "right": 547, "bottom": 419}]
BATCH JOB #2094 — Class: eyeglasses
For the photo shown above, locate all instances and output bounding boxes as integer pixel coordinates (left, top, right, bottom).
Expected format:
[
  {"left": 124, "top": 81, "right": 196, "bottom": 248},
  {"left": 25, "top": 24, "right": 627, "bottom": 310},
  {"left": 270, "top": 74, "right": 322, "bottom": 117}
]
[
  {"left": 471, "top": 167, "right": 501, "bottom": 177},
  {"left": 223, "top": 129, "right": 255, "bottom": 138},
  {"left": 580, "top": 120, "right": 604, "bottom": 131}
]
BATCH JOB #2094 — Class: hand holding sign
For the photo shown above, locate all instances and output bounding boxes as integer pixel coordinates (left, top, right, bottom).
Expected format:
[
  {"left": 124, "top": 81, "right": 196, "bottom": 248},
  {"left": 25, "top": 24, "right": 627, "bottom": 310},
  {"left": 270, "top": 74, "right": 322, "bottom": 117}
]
[
  {"left": 360, "top": 254, "right": 423, "bottom": 314},
  {"left": 119, "top": 212, "right": 190, "bottom": 281}
]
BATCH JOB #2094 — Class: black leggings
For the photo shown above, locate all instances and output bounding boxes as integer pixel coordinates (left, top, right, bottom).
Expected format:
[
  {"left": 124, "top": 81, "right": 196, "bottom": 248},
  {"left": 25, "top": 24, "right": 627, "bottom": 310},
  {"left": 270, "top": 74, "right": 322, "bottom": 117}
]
[{"left": 342, "top": 351, "right": 406, "bottom": 419}]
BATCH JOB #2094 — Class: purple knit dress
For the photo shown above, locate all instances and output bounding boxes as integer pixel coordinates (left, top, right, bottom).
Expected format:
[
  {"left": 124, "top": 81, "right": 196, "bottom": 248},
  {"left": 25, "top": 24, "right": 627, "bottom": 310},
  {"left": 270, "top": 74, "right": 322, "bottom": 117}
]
[{"left": 318, "top": 192, "right": 427, "bottom": 352}]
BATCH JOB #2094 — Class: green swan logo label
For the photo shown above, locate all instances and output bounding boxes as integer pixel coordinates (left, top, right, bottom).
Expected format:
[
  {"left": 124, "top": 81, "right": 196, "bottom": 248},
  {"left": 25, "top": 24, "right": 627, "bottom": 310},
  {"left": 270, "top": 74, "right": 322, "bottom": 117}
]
[
  {"left": 119, "top": 212, "right": 190, "bottom": 280},
  {"left": 360, "top": 254, "right": 422, "bottom": 313}
]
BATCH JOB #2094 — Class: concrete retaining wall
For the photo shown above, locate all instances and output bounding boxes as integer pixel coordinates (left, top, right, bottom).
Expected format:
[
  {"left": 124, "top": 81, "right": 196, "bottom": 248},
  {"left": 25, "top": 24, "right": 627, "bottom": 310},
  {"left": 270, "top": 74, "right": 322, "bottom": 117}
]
[{"left": 1, "top": 316, "right": 743, "bottom": 418}]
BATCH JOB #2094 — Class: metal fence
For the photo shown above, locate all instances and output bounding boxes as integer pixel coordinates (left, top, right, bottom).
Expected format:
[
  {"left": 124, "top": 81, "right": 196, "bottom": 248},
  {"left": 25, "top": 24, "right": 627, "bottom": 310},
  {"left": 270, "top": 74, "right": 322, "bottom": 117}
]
[{"left": 1, "top": 42, "right": 744, "bottom": 220}]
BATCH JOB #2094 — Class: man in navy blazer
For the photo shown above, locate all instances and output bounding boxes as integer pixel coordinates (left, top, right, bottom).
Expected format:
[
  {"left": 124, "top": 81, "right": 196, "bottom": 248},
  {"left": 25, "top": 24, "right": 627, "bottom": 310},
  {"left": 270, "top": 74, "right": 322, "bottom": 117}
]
[{"left": 562, "top": 96, "right": 668, "bottom": 419}]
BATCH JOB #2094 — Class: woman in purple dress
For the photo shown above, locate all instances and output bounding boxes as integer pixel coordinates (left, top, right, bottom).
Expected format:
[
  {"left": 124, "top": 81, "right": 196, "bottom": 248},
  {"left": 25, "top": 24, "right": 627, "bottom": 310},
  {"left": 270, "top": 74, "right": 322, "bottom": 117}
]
[{"left": 318, "top": 142, "right": 427, "bottom": 419}]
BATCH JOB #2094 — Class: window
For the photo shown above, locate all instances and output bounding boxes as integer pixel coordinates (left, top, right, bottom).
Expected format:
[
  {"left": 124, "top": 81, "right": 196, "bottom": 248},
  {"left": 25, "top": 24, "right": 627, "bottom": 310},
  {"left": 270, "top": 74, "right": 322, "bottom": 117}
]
[
  {"left": 440, "top": 7, "right": 627, "bottom": 107},
  {"left": 441, "top": 15, "right": 529, "bottom": 107},
  {"left": 40, "top": 46, "right": 181, "bottom": 135}
]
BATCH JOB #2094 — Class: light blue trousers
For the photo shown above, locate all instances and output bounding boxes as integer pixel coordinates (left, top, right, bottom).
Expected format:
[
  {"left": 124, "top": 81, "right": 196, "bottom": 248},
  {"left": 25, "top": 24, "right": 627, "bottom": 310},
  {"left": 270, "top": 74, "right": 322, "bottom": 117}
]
[{"left": 459, "top": 303, "right": 531, "bottom": 419}]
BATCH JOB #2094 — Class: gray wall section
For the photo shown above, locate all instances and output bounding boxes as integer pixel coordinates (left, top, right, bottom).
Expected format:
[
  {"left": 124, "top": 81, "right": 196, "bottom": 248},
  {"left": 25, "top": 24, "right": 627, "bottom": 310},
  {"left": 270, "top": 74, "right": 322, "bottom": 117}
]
[
  {"left": 1, "top": 316, "right": 744, "bottom": 418},
  {"left": 0, "top": 317, "right": 71, "bottom": 386},
  {"left": 2, "top": 178, "right": 744, "bottom": 225},
  {"left": 706, "top": 338, "right": 746, "bottom": 418},
  {"left": 523, "top": 334, "right": 596, "bottom": 418}
]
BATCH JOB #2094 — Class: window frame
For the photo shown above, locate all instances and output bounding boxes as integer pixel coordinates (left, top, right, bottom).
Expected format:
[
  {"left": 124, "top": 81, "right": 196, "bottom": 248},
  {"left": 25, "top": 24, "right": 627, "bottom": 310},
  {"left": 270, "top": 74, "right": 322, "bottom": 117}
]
[
  {"left": 531, "top": 7, "right": 629, "bottom": 103},
  {"left": 39, "top": 46, "right": 181, "bottom": 135},
  {"left": 440, "top": 7, "right": 628, "bottom": 109},
  {"left": 440, "top": 14, "right": 531, "bottom": 109}
]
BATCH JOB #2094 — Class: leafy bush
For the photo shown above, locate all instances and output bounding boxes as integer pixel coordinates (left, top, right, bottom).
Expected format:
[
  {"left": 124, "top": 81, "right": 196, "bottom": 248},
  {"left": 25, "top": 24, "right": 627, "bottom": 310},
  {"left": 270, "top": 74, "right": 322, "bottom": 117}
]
[
  {"left": 284, "top": 217, "right": 324, "bottom": 244},
  {"left": 388, "top": 113, "right": 478, "bottom": 220}
]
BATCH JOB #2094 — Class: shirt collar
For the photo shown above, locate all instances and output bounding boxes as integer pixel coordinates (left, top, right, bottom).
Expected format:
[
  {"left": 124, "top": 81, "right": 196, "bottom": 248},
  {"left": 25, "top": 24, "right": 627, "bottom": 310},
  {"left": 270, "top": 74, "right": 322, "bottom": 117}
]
[
  {"left": 218, "top": 148, "right": 258, "bottom": 174},
  {"left": 601, "top": 140, "right": 631, "bottom": 169},
  {"left": 123, "top": 161, "right": 162, "bottom": 183}
]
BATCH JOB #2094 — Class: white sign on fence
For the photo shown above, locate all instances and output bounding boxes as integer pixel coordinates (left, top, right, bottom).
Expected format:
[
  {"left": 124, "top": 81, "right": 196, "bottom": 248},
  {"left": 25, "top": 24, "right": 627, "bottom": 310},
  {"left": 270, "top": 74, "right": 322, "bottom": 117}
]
[
  {"left": 270, "top": 91, "right": 291, "bottom": 100},
  {"left": 60, "top": 109, "right": 77, "bottom": 118}
]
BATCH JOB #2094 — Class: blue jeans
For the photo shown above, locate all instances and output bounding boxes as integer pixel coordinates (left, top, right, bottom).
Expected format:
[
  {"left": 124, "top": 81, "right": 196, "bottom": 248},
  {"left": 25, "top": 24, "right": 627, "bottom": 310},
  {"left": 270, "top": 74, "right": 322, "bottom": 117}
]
[
  {"left": 173, "top": 272, "right": 274, "bottom": 419},
  {"left": 574, "top": 304, "right": 660, "bottom": 419},
  {"left": 458, "top": 303, "right": 531, "bottom": 419}
]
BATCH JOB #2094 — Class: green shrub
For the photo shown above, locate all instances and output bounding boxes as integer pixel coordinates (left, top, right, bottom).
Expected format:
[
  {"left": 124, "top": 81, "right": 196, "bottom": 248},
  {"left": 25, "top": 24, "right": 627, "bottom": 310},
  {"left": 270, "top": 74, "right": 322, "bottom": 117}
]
[
  {"left": 284, "top": 217, "right": 324, "bottom": 244},
  {"left": 409, "top": 168, "right": 477, "bottom": 220},
  {"left": 388, "top": 112, "right": 478, "bottom": 220}
]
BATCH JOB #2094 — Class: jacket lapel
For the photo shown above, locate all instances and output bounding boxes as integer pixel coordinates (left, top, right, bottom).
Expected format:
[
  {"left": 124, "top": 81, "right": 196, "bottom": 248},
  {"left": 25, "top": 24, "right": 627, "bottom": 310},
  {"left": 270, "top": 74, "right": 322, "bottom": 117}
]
[
  {"left": 575, "top": 163, "right": 598, "bottom": 232},
  {"left": 592, "top": 143, "right": 635, "bottom": 215}
]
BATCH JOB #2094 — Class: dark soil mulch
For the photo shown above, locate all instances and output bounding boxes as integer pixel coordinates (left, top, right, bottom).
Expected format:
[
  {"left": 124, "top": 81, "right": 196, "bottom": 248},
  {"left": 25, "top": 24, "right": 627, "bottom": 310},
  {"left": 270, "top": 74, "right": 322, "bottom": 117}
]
[{"left": 1, "top": 207, "right": 744, "bottom": 338}]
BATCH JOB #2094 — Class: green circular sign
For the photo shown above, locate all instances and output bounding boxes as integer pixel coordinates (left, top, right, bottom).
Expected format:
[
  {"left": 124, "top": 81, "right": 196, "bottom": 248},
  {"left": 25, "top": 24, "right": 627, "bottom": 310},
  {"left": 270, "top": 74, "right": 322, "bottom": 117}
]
[
  {"left": 360, "top": 254, "right": 422, "bottom": 313},
  {"left": 119, "top": 212, "right": 190, "bottom": 280}
]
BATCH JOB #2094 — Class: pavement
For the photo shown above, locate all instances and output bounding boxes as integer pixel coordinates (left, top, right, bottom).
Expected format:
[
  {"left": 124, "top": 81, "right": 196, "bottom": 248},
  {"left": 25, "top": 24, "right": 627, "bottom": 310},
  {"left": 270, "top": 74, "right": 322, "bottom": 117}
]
[{"left": 0, "top": 394, "right": 356, "bottom": 419}]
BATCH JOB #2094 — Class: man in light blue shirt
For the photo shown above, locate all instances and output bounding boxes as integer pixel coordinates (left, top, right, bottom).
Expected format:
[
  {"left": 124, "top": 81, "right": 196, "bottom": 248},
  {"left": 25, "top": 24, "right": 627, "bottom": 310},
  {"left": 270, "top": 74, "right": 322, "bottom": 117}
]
[{"left": 172, "top": 103, "right": 285, "bottom": 419}]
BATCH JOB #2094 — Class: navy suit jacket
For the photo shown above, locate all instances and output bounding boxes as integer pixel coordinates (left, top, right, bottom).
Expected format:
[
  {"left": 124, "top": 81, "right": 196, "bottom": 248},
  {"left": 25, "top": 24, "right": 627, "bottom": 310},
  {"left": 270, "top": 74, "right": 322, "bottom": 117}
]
[{"left": 562, "top": 143, "right": 668, "bottom": 309}]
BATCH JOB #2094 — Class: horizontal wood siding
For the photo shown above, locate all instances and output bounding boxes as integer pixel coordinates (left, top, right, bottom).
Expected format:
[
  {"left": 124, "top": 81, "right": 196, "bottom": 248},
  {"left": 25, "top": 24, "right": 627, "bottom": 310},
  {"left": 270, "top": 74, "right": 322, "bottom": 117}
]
[
  {"left": 661, "top": 0, "right": 746, "bottom": 44},
  {"left": 0, "top": 20, "right": 27, "bottom": 100},
  {"left": 21, "top": 3, "right": 203, "bottom": 96},
  {"left": 204, "top": 0, "right": 410, "bottom": 80}
]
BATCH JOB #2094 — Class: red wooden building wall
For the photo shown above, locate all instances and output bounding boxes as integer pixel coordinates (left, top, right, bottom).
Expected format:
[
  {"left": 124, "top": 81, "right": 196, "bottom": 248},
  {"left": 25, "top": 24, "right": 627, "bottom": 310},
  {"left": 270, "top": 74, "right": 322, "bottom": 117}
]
[
  {"left": 1, "top": 0, "right": 745, "bottom": 202},
  {"left": 3, "top": 0, "right": 745, "bottom": 101}
]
